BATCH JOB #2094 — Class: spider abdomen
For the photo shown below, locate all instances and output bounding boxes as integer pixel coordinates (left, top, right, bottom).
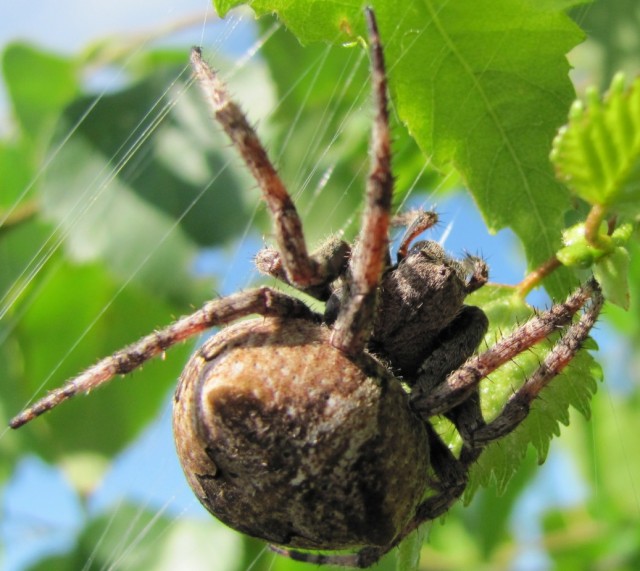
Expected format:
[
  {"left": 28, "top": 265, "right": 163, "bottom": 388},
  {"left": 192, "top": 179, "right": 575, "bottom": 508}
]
[{"left": 173, "top": 317, "right": 429, "bottom": 550}]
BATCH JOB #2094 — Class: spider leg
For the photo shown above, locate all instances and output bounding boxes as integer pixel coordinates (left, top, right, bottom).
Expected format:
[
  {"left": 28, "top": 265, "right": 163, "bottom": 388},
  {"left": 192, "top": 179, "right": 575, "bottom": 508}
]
[
  {"left": 269, "top": 544, "right": 384, "bottom": 569},
  {"left": 412, "top": 278, "right": 602, "bottom": 418},
  {"left": 468, "top": 283, "right": 604, "bottom": 448},
  {"left": 191, "top": 50, "right": 328, "bottom": 289},
  {"left": 394, "top": 210, "right": 439, "bottom": 261},
  {"left": 254, "top": 236, "right": 351, "bottom": 301},
  {"left": 407, "top": 305, "right": 488, "bottom": 452},
  {"left": 419, "top": 422, "right": 468, "bottom": 514},
  {"left": 331, "top": 8, "right": 393, "bottom": 357},
  {"left": 9, "top": 287, "right": 317, "bottom": 428},
  {"left": 268, "top": 544, "right": 385, "bottom": 569}
]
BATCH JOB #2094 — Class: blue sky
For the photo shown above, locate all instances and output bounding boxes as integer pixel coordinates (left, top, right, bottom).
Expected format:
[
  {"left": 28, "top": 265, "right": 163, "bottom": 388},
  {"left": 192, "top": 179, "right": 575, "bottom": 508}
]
[{"left": 2, "top": 0, "right": 211, "bottom": 52}]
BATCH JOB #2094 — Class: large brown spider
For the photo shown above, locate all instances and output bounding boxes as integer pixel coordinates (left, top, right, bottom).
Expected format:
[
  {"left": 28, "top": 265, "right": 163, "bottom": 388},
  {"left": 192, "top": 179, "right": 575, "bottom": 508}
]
[{"left": 10, "top": 8, "right": 603, "bottom": 569}]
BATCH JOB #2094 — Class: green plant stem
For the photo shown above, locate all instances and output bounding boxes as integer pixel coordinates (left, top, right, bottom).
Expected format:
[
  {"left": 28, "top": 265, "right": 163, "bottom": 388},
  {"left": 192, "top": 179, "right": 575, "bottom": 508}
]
[{"left": 584, "top": 203, "right": 613, "bottom": 251}]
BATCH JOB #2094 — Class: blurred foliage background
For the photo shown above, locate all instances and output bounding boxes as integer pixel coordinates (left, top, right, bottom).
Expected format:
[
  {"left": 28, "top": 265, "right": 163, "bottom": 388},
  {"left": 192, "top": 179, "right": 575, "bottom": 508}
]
[{"left": 1, "top": 1, "right": 639, "bottom": 570}]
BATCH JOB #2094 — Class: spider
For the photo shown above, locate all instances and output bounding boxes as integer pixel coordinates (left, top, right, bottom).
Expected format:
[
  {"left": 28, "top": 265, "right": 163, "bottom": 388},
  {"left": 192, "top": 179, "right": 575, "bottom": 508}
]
[{"left": 10, "top": 8, "right": 604, "bottom": 569}]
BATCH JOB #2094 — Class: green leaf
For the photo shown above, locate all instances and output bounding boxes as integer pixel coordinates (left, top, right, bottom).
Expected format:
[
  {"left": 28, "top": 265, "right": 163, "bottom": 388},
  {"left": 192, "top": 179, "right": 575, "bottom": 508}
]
[
  {"left": 551, "top": 74, "right": 640, "bottom": 215},
  {"left": 0, "top": 140, "right": 32, "bottom": 206},
  {"left": 593, "top": 245, "right": 631, "bottom": 309},
  {"left": 556, "top": 221, "right": 609, "bottom": 268},
  {"left": 461, "top": 447, "right": 537, "bottom": 557},
  {"left": 584, "top": 392, "right": 640, "bottom": 517},
  {"left": 554, "top": 220, "right": 632, "bottom": 309},
  {"left": 2, "top": 43, "right": 79, "bottom": 140},
  {"left": 215, "top": 0, "right": 586, "bottom": 296},
  {"left": 396, "top": 528, "right": 426, "bottom": 571}
]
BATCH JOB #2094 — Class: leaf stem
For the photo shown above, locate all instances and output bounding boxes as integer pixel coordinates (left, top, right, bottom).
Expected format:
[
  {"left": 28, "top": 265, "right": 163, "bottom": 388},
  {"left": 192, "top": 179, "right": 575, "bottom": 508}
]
[
  {"left": 584, "top": 203, "right": 612, "bottom": 251},
  {"left": 516, "top": 255, "right": 562, "bottom": 297}
]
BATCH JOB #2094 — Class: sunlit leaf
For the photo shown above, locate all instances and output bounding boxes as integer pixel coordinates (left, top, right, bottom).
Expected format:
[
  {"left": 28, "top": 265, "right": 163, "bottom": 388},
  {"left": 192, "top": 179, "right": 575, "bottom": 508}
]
[
  {"left": 593, "top": 245, "right": 631, "bottom": 309},
  {"left": 551, "top": 74, "right": 640, "bottom": 215}
]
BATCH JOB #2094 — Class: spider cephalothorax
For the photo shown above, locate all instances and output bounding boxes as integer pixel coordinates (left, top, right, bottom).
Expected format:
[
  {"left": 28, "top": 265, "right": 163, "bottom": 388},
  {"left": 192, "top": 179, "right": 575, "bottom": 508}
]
[{"left": 10, "top": 8, "right": 603, "bottom": 569}]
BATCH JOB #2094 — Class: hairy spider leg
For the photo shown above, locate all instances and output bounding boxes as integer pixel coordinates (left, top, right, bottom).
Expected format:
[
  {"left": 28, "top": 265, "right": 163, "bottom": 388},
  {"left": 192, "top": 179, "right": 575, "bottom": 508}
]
[
  {"left": 411, "top": 278, "right": 603, "bottom": 468},
  {"left": 413, "top": 279, "right": 601, "bottom": 417},
  {"left": 469, "top": 284, "right": 604, "bottom": 447},
  {"left": 381, "top": 280, "right": 606, "bottom": 546},
  {"left": 330, "top": 7, "right": 393, "bottom": 357},
  {"left": 191, "top": 49, "right": 326, "bottom": 289},
  {"left": 9, "top": 288, "right": 317, "bottom": 428}
]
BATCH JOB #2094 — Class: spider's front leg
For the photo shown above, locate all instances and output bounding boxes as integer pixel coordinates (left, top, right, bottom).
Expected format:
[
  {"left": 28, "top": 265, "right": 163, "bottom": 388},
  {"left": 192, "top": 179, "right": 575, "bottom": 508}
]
[
  {"left": 330, "top": 7, "right": 393, "bottom": 357},
  {"left": 390, "top": 279, "right": 606, "bottom": 558},
  {"left": 190, "top": 50, "right": 344, "bottom": 292},
  {"left": 393, "top": 210, "right": 439, "bottom": 261},
  {"left": 9, "top": 288, "right": 317, "bottom": 428},
  {"left": 410, "top": 304, "right": 490, "bottom": 446}
]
